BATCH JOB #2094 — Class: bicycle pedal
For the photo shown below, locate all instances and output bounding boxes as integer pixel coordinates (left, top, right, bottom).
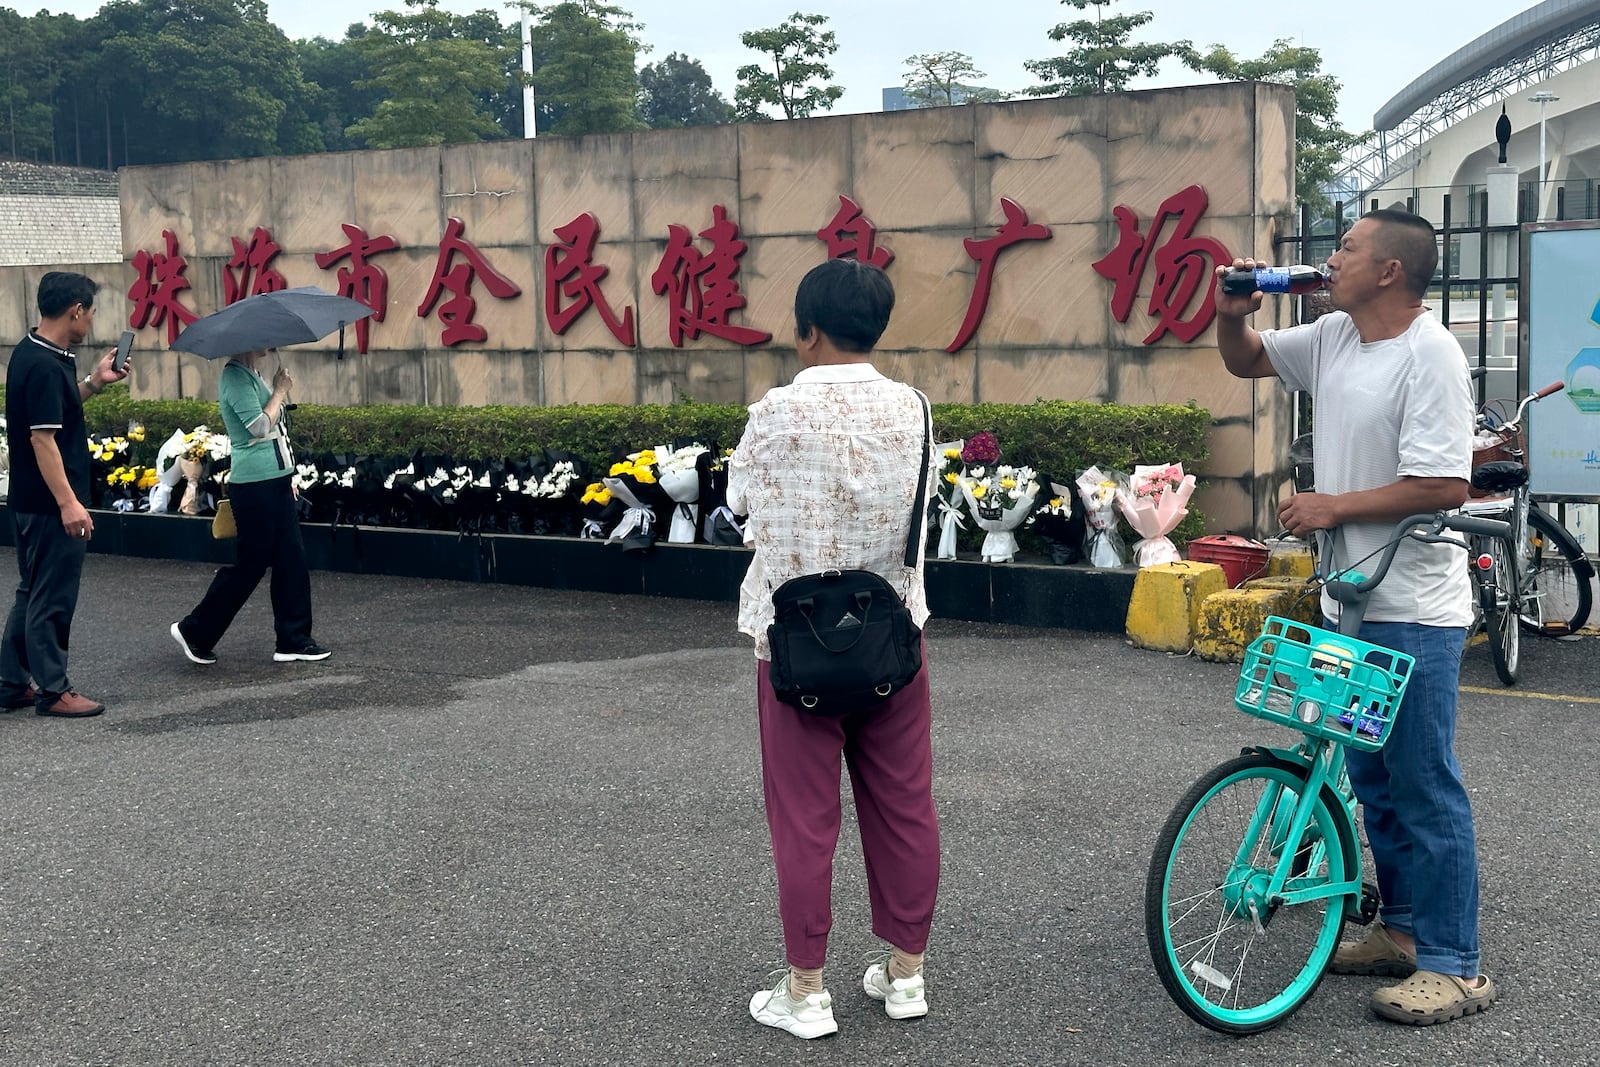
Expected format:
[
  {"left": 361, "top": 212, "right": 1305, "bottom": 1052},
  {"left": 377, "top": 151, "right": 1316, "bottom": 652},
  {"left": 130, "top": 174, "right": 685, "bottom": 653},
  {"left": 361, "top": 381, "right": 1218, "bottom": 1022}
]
[{"left": 1348, "top": 881, "right": 1381, "bottom": 926}]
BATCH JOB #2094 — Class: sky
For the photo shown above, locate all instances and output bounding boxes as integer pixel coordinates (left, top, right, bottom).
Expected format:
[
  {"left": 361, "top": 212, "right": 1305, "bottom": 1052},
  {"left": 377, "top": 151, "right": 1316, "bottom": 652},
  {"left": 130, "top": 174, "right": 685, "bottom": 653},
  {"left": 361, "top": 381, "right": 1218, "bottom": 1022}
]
[{"left": 32, "top": 0, "right": 1528, "bottom": 132}]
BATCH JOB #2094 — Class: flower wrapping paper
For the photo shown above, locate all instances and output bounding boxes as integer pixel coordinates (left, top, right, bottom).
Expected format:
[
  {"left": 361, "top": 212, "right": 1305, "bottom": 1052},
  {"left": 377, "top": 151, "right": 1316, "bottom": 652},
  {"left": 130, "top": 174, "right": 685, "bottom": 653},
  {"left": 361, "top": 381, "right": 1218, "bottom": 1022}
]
[
  {"left": 603, "top": 448, "right": 670, "bottom": 550},
  {"left": 932, "top": 440, "right": 965, "bottom": 560},
  {"left": 956, "top": 463, "right": 1039, "bottom": 563},
  {"left": 1075, "top": 466, "right": 1129, "bottom": 568},
  {"left": 1115, "top": 462, "right": 1197, "bottom": 567},
  {"left": 654, "top": 442, "right": 710, "bottom": 543}
]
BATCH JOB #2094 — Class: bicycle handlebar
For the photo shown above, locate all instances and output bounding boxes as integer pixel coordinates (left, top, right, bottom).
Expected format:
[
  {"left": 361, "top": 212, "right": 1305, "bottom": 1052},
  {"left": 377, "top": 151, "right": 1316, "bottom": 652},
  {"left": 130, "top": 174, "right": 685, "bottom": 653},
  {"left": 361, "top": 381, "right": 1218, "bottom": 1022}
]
[
  {"left": 1484, "top": 380, "right": 1565, "bottom": 434},
  {"left": 1324, "top": 511, "right": 1511, "bottom": 604}
]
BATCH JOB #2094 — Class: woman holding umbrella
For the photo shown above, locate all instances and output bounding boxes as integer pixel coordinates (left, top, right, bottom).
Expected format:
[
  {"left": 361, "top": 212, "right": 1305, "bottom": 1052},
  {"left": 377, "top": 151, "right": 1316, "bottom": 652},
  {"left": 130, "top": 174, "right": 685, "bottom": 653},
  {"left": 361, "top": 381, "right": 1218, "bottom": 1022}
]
[
  {"left": 170, "top": 347, "right": 327, "bottom": 664},
  {"left": 166, "top": 286, "right": 368, "bottom": 665}
]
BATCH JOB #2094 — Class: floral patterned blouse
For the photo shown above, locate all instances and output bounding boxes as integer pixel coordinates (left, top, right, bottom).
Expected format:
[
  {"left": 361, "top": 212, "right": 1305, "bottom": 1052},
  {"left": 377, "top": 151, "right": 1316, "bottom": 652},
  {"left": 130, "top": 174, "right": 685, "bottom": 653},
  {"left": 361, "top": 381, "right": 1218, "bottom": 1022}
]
[{"left": 726, "top": 362, "right": 934, "bottom": 659}]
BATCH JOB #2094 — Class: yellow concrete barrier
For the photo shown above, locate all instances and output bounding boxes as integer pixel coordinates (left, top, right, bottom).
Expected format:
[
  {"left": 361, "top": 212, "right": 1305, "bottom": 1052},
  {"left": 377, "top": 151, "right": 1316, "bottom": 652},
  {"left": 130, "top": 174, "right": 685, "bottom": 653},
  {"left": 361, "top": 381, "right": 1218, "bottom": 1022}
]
[
  {"left": 1193, "top": 578, "right": 1317, "bottom": 662},
  {"left": 1265, "top": 541, "right": 1316, "bottom": 580},
  {"left": 1239, "top": 576, "right": 1320, "bottom": 625},
  {"left": 1125, "top": 561, "right": 1228, "bottom": 653}
]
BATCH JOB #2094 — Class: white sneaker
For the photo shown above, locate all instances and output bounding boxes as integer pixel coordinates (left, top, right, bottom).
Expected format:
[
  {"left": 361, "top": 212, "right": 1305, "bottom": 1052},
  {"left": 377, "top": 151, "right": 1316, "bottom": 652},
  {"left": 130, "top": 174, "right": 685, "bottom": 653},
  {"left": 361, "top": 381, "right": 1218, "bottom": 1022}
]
[
  {"left": 863, "top": 959, "right": 928, "bottom": 1020},
  {"left": 748, "top": 972, "right": 837, "bottom": 1039}
]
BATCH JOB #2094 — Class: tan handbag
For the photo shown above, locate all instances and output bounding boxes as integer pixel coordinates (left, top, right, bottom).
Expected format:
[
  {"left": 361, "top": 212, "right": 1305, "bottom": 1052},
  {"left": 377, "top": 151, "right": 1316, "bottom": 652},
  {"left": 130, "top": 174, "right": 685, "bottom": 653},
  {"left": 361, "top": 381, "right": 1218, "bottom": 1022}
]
[{"left": 211, "top": 498, "right": 237, "bottom": 540}]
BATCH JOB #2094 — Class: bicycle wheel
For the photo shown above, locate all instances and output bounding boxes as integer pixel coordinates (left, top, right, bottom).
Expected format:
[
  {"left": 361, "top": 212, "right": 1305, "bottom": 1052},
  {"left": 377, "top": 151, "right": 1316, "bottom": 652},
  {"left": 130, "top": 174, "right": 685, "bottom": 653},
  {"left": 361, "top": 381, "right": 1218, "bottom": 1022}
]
[
  {"left": 1484, "top": 537, "right": 1519, "bottom": 685},
  {"left": 1520, "top": 507, "right": 1594, "bottom": 636},
  {"left": 1146, "top": 752, "right": 1350, "bottom": 1034}
]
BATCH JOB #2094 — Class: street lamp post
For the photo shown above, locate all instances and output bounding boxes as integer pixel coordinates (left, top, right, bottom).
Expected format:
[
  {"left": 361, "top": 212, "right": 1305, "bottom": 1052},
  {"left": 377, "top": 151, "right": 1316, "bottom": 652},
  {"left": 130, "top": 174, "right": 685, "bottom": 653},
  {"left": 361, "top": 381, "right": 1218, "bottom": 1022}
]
[
  {"left": 521, "top": 7, "right": 537, "bottom": 139},
  {"left": 1531, "top": 89, "right": 1559, "bottom": 217}
]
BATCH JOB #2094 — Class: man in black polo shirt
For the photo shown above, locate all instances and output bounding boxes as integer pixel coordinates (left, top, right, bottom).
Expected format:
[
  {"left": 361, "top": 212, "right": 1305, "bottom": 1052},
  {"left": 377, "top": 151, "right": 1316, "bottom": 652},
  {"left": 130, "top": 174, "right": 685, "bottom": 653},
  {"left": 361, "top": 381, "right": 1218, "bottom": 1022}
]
[{"left": 3, "top": 271, "right": 128, "bottom": 717}]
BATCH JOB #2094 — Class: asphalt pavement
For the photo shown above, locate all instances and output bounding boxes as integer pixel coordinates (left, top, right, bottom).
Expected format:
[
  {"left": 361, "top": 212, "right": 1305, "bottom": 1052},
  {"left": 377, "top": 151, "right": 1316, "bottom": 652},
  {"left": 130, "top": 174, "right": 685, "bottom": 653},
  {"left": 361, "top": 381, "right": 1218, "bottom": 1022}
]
[{"left": 1, "top": 550, "right": 1597, "bottom": 1066}]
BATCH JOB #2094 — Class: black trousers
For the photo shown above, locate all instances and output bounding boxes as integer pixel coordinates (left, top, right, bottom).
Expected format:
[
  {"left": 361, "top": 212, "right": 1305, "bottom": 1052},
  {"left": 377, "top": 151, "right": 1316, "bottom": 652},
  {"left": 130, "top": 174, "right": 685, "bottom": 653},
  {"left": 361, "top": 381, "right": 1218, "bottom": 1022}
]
[
  {"left": 1, "top": 509, "right": 88, "bottom": 705},
  {"left": 181, "top": 475, "right": 313, "bottom": 652}
]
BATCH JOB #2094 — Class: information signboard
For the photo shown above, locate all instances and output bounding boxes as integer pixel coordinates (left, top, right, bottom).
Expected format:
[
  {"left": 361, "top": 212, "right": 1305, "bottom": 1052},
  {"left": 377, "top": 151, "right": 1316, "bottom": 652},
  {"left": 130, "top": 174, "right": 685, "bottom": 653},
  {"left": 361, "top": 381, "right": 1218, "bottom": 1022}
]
[{"left": 1524, "top": 221, "right": 1600, "bottom": 501}]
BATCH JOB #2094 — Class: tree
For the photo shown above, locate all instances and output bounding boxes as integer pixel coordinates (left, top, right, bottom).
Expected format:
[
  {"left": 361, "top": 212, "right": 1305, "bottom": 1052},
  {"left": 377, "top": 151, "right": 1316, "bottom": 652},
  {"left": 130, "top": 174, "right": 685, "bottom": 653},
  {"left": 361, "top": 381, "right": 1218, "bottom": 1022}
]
[
  {"left": 344, "top": 0, "right": 514, "bottom": 148},
  {"left": 71, "top": 0, "right": 325, "bottom": 165},
  {"left": 638, "top": 52, "right": 733, "bottom": 129},
  {"left": 1182, "top": 39, "right": 1369, "bottom": 210},
  {"left": 297, "top": 28, "right": 383, "bottom": 153},
  {"left": 523, "top": 1, "right": 646, "bottom": 137},
  {"left": 901, "top": 51, "right": 1007, "bottom": 108},
  {"left": 1023, "top": 0, "right": 1187, "bottom": 97},
  {"left": 0, "top": 9, "right": 60, "bottom": 160},
  {"left": 735, "top": 12, "right": 843, "bottom": 121}
]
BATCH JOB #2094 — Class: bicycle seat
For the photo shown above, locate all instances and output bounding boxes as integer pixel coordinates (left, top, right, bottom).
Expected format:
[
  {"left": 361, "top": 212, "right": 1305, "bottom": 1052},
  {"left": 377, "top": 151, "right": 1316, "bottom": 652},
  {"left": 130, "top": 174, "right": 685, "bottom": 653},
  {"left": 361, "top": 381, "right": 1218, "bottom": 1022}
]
[{"left": 1470, "top": 460, "right": 1527, "bottom": 494}]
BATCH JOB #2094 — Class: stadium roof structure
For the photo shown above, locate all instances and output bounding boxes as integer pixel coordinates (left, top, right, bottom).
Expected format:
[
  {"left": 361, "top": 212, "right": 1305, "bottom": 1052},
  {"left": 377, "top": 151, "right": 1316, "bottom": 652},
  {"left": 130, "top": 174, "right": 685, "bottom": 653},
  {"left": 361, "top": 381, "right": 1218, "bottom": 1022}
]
[{"left": 1330, "top": 0, "right": 1600, "bottom": 202}]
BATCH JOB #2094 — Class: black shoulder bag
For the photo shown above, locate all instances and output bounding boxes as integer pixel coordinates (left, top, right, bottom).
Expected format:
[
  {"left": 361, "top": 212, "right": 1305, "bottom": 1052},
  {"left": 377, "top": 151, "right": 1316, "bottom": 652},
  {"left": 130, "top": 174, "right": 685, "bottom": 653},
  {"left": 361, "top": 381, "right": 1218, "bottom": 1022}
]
[{"left": 766, "top": 394, "right": 931, "bottom": 718}]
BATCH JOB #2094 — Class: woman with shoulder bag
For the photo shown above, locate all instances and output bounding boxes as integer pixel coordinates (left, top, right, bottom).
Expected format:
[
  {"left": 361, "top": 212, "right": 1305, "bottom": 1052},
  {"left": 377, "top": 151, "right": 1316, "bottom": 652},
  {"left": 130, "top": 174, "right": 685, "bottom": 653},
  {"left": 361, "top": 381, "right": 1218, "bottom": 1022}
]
[
  {"left": 727, "top": 259, "right": 939, "bottom": 1040},
  {"left": 169, "top": 348, "right": 329, "bottom": 665}
]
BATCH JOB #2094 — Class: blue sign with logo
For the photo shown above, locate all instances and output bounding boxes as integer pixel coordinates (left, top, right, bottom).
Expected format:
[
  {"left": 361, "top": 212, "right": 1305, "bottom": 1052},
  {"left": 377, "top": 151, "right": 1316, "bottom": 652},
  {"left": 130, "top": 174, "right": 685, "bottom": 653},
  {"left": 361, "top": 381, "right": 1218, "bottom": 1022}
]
[{"left": 1526, "top": 225, "right": 1600, "bottom": 499}]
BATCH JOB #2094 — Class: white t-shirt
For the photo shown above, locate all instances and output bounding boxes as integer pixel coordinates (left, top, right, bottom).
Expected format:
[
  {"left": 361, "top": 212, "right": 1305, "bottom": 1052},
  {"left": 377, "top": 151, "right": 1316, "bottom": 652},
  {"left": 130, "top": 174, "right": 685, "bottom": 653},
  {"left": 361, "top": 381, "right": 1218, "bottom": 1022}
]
[{"left": 1261, "top": 310, "right": 1474, "bottom": 627}]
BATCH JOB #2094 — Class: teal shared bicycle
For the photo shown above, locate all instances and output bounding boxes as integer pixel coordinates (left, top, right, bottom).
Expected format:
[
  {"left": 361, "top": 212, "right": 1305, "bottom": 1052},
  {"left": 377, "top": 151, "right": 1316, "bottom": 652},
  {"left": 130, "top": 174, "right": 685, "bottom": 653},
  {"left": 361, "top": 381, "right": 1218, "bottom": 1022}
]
[{"left": 1144, "top": 511, "right": 1509, "bottom": 1034}]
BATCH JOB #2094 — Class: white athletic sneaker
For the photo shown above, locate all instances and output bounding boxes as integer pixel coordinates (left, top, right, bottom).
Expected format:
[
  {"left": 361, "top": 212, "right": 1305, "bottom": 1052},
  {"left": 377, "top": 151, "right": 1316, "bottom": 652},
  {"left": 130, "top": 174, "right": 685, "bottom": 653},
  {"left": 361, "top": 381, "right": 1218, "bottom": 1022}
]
[
  {"left": 863, "top": 958, "right": 928, "bottom": 1020},
  {"left": 748, "top": 972, "right": 837, "bottom": 1039}
]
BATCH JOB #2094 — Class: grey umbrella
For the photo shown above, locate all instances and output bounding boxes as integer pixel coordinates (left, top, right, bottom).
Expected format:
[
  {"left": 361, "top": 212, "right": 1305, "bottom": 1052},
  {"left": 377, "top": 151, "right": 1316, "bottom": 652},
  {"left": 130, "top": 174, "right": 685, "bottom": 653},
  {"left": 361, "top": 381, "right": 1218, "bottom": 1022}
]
[{"left": 170, "top": 287, "right": 377, "bottom": 360}]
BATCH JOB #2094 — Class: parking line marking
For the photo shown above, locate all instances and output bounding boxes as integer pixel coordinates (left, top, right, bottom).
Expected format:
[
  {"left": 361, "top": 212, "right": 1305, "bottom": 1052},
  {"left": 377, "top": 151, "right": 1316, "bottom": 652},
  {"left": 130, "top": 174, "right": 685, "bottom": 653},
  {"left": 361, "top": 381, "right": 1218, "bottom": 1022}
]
[{"left": 1460, "top": 684, "right": 1600, "bottom": 704}]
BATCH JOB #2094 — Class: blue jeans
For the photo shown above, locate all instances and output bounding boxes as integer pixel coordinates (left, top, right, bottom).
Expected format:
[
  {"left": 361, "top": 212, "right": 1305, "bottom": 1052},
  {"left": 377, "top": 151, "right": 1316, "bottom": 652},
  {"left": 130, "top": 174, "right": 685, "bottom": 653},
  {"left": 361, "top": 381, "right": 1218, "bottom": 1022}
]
[{"left": 1341, "top": 621, "right": 1479, "bottom": 978}]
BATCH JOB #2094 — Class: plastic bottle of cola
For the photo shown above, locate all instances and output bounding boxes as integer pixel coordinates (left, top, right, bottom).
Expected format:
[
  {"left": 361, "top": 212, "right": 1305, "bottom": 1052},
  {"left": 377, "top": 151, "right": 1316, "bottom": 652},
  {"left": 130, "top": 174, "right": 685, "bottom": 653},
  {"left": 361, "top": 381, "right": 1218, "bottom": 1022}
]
[{"left": 1220, "top": 265, "right": 1329, "bottom": 296}]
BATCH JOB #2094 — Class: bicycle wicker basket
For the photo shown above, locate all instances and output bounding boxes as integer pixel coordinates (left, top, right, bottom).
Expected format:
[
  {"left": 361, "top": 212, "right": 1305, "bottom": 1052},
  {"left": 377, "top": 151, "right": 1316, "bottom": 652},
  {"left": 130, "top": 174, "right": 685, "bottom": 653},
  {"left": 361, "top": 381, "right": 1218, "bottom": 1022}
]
[
  {"left": 1469, "top": 425, "right": 1525, "bottom": 499},
  {"left": 1234, "top": 616, "right": 1416, "bottom": 751}
]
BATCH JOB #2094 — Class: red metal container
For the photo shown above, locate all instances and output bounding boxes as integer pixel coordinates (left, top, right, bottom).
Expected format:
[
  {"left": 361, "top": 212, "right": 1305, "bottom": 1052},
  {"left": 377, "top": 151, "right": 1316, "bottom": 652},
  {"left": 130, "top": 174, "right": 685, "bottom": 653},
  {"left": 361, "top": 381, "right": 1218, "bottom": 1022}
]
[{"left": 1188, "top": 534, "right": 1270, "bottom": 588}]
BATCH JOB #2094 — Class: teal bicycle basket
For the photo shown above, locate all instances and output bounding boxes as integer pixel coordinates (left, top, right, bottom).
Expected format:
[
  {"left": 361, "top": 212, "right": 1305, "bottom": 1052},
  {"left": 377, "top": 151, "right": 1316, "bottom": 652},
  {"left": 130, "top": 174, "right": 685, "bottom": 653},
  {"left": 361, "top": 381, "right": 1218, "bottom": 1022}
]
[{"left": 1234, "top": 616, "right": 1416, "bottom": 751}]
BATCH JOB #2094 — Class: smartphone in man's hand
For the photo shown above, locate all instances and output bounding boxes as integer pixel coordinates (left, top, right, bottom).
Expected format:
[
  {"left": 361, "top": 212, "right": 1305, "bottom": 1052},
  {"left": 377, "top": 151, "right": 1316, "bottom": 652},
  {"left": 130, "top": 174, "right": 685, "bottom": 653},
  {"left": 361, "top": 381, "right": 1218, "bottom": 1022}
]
[{"left": 112, "top": 330, "right": 134, "bottom": 373}]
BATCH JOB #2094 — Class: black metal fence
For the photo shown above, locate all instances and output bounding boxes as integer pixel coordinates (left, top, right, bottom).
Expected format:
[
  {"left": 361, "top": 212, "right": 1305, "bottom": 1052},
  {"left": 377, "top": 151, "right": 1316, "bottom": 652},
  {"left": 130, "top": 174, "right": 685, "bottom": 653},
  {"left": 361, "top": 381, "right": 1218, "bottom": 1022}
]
[
  {"left": 1274, "top": 199, "right": 1600, "bottom": 537},
  {"left": 1277, "top": 195, "right": 1534, "bottom": 408}
]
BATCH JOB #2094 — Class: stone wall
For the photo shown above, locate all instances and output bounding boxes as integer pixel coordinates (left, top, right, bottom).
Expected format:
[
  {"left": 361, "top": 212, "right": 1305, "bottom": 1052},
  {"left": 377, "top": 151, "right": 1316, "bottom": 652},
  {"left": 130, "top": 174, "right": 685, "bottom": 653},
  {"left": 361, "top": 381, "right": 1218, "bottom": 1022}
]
[
  {"left": 0, "top": 161, "right": 122, "bottom": 267},
  {"left": 0, "top": 84, "right": 1301, "bottom": 535}
]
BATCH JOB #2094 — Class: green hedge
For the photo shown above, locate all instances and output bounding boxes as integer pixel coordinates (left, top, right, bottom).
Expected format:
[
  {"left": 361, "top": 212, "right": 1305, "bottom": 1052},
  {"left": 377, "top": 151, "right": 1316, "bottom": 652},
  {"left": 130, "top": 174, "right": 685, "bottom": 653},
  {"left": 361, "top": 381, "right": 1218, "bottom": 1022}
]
[
  {"left": 79, "top": 387, "right": 1208, "bottom": 472},
  {"left": 70, "top": 386, "right": 1211, "bottom": 546}
]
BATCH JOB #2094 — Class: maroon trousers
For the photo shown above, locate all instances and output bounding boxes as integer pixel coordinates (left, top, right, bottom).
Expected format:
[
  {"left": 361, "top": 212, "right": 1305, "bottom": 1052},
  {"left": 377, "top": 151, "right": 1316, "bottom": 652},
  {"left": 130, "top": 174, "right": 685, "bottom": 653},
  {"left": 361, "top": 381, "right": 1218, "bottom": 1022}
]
[{"left": 755, "top": 650, "right": 941, "bottom": 969}]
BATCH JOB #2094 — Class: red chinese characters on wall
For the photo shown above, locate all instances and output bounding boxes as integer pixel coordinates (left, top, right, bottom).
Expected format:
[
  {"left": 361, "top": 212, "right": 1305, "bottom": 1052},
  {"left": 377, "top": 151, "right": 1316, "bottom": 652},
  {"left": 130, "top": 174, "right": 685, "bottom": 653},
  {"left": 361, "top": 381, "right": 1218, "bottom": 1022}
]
[
  {"left": 417, "top": 217, "right": 523, "bottom": 347},
  {"left": 1093, "top": 184, "right": 1229, "bottom": 345},
  {"left": 946, "top": 198, "right": 1052, "bottom": 353},
  {"left": 223, "top": 226, "right": 288, "bottom": 305},
  {"left": 316, "top": 223, "right": 400, "bottom": 355},
  {"left": 650, "top": 204, "right": 771, "bottom": 347},
  {"left": 137, "top": 185, "right": 1233, "bottom": 356},
  {"left": 816, "top": 194, "right": 894, "bottom": 269},
  {"left": 545, "top": 212, "right": 635, "bottom": 346},
  {"left": 128, "top": 229, "right": 198, "bottom": 345}
]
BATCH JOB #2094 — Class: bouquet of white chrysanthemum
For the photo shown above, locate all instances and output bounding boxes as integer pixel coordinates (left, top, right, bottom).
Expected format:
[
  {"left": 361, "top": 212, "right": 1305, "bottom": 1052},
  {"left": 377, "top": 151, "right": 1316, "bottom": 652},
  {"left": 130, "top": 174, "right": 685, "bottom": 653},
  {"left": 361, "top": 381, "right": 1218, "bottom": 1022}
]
[
  {"left": 653, "top": 442, "right": 710, "bottom": 543},
  {"left": 956, "top": 463, "right": 1040, "bottom": 563}
]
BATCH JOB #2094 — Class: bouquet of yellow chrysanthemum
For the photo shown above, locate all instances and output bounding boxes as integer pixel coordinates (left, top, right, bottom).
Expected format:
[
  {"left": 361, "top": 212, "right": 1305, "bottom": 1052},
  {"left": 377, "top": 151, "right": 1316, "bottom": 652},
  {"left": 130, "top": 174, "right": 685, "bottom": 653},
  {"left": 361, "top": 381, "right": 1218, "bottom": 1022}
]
[
  {"left": 1076, "top": 466, "right": 1129, "bottom": 568},
  {"left": 578, "top": 481, "right": 622, "bottom": 539},
  {"left": 104, "top": 464, "right": 160, "bottom": 512},
  {"left": 931, "top": 440, "right": 966, "bottom": 560},
  {"left": 1031, "top": 480, "right": 1087, "bottom": 565},
  {"left": 85, "top": 433, "right": 133, "bottom": 508},
  {"left": 602, "top": 448, "right": 670, "bottom": 550}
]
